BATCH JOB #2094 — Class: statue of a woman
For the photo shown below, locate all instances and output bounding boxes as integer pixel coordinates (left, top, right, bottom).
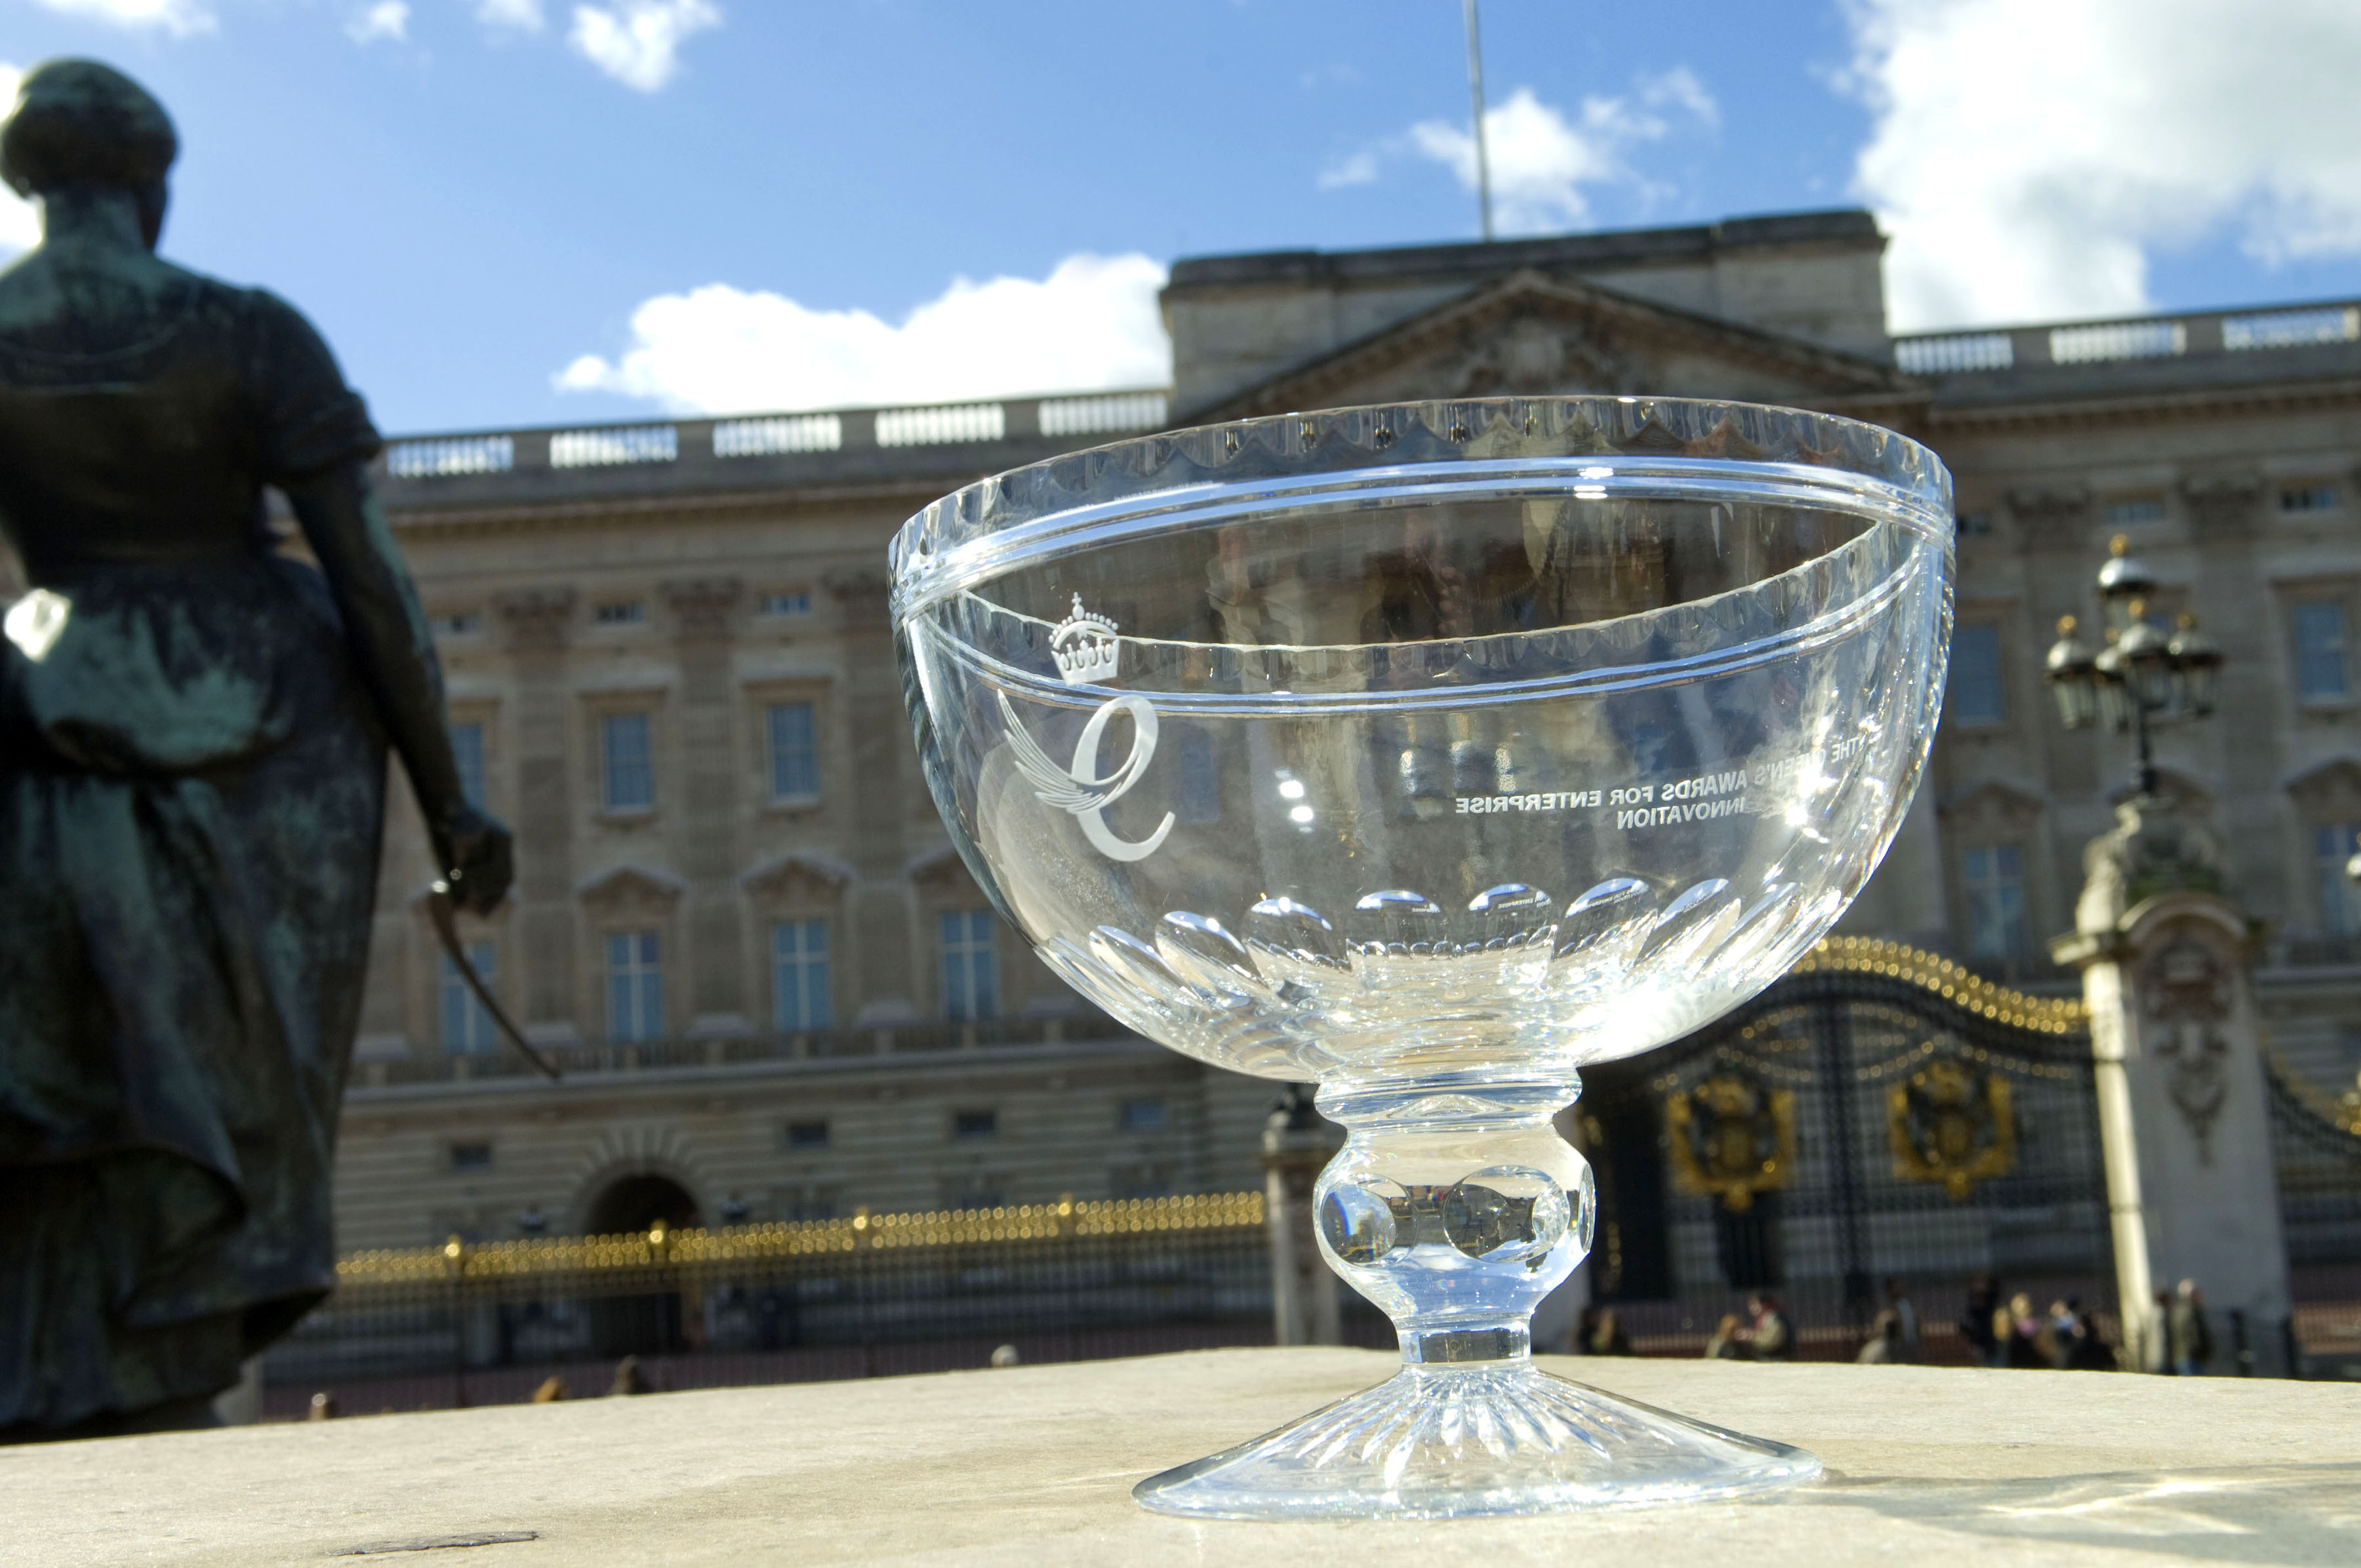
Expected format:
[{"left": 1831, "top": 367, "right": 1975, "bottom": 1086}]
[{"left": 0, "top": 60, "right": 512, "bottom": 1438}]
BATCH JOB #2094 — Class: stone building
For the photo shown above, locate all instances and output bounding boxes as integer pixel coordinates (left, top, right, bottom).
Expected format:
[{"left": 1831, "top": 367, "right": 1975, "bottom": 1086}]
[{"left": 330, "top": 208, "right": 2361, "bottom": 1255}]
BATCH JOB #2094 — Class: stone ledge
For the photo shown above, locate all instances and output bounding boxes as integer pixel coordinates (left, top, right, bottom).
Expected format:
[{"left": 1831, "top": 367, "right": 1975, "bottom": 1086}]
[{"left": 7, "top": 1348, "right": 2358, "bottom": 1566}]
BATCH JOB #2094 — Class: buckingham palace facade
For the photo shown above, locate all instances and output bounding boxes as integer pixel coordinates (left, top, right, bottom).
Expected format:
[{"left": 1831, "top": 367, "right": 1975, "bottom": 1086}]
[{"left": 315, "top": 209, "right": 2361, "bottom": 1253}]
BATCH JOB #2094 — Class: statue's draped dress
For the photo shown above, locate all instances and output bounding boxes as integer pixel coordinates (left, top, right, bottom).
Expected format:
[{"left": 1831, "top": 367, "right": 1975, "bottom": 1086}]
[{"left": 0, "top": 275, "right": 387, "bottom": 1428}]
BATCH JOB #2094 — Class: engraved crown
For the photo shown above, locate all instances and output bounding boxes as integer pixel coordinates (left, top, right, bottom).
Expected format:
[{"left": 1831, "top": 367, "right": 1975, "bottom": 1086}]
[{"left": 1050, "top": 593, "right": 1121, "bottom": 685}]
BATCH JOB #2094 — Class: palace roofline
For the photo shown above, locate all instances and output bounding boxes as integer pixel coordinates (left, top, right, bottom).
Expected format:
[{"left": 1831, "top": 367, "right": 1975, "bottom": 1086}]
[{"left": 1162, "top": 210, "right": 1887, "bottom": 292}]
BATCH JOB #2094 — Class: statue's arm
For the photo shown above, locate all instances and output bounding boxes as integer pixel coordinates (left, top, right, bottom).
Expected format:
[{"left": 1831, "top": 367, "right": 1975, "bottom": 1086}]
[{"left": 281, "top": 461, "right": 513, "bottom": 912}]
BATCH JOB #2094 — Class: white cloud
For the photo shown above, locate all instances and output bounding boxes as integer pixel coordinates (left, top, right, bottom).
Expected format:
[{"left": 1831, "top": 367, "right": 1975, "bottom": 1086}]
[
  {"left": 0, "top": 64, "right": 35, "bottom": 257},
  {"left": 475, "top": 0, "right": 544, "bottom": 29},
  {"left": 555, "top": 253, "right": 1173, "bottom": 414},
  {"left": 569, "top": 0, "right": 718, "bottom": 92},
  {"left": 1403, "top": 73, "right": 1717, "bottom": 233},
  {"left": 1317, "top": 148, "right": 1379, "bottom": 190},
  {"left": 1844, "top": 0, "right": 2361, "bottom": 330},
  {"left": 347, "top": 1, "right": 409, "bottom": 43},
  {"left": 29, "top": 0, "right": 214, "bottom": 34}
]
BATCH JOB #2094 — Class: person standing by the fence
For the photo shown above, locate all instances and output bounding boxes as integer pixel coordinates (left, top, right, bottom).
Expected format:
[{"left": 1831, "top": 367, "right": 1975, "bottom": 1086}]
[
  {"left": 2169, "top": 1280, "right": 2213, "bottom": 1377},
  {"left": 1960, "top": 1274, "right": 2002, "bottom": 1367}
]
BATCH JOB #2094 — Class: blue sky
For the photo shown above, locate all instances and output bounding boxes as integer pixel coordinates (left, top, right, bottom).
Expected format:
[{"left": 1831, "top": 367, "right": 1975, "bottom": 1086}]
[{"left": 5, "top": 0, "right": 2357, "bottom": 434}]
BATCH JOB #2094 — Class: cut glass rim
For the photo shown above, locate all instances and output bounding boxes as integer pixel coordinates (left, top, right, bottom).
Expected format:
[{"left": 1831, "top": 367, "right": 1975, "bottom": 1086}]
[{"left": 888, "top": 395, "right": 1954, "bottom": 624}]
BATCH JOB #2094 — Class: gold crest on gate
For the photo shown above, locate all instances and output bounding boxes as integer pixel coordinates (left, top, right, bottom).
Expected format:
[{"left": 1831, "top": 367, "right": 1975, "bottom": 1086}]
[
  {"left": 1887, "top": 1057, "right": 2016, "bottom": 1200},
  {"left": 1666, "top": 1072, "right": 1796, "bottom": 1215}
]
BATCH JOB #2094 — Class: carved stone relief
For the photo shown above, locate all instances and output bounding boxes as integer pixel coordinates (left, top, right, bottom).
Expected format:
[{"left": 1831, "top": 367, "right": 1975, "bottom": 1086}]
[
  {"left": 2005, "top": 485, "right": 2092, "bottom": 555},
  {"left": 661, "top": 576, "right": 742, "bottom": 638},
  {"left": 1449, "top": 314, "right": 1634, "bottom": 397},
  {"left": 2141, "top": 935, "right": 2234, "bottom": 1163},
  {"left": 493, "top": 585, "right": 576, "bottom": 649},
  {"left": 2179, "top": 473, "right": 2263, "bottom": 540}
]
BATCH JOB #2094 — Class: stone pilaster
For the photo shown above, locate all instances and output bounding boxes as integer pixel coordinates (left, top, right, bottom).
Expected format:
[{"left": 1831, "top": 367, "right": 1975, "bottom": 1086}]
[
  {"left": 662, "top": 576, "right": 746, "bottom": 1028},
  {"left": 1262, "top": 1087, "right": 1343, "bottom": 1346},
  {"left": 2051, "top": 795, "right": 2290, "bottom": 1373},
  {"left": 493, "top": 586, "right": 578, "bottom": 1035},
  {"left": 827, "top": 569, "right": 916, "bottom": 1022}
]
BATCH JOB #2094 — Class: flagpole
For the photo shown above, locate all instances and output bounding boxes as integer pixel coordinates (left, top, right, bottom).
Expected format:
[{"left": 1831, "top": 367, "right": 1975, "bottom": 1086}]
[{"left": 1463, "top": 0, "right": 1495, "bottom": 241}]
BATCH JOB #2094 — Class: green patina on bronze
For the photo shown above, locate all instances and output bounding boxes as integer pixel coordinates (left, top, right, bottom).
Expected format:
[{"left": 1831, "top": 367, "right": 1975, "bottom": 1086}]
[{"left": 0, "top": 60, "right": 512, "bottom": 1439}]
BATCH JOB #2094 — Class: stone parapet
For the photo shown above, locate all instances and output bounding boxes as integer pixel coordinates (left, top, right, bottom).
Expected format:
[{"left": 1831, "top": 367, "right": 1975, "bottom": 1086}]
[{"left": 14, "top": 1350, "right": 2361, "bottom": 1565}]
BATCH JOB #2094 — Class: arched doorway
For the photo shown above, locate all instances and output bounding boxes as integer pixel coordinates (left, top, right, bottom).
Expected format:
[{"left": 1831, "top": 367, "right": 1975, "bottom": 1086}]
[
  {"left": 584, "top": 1173, "right": 700, "bottom": 1357},
  {"left": 586, "top": 1173, "right": 700, "bottom": 1237}
]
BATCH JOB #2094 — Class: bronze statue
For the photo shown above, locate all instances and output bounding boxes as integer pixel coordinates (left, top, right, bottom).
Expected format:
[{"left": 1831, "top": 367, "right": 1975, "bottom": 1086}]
[{"left": 0, "top": 60, "right": 512, "bottom": 1439}]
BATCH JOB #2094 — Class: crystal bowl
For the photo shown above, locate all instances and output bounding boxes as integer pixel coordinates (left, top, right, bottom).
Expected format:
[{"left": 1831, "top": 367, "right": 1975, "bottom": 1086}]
[{"left": 891, "top": 397, "right": 1953, "bottom": 1518}]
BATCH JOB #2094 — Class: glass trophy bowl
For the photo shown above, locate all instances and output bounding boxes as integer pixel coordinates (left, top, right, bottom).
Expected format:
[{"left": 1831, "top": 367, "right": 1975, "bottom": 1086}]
[{"left": 889, "top": 397, "right": 1953, "bottom": 1519}]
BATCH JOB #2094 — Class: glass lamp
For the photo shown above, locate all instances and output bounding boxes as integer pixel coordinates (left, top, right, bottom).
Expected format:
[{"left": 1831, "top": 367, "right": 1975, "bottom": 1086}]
[
  {"left": 2168, "top": 612, "right": 2223, "bottom": 717},
  {"left": 2044, "top": 614, "right": 2098, "bottom": 730},
  {"left": 2095, "top": 533, "right": 2158, "bottom": 633},
  {"left": 2116, "top": 599, "right": 2173, "bottom": 712}
]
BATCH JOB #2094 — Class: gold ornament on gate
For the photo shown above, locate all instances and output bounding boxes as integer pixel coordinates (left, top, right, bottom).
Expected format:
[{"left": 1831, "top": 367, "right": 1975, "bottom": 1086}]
[
  {"left": 1666, "top": 1072, "right": 1796, "bottom": 1215},
  {"left": 1887, "top": 1056, "right": 2016, "bottom": 1200}
]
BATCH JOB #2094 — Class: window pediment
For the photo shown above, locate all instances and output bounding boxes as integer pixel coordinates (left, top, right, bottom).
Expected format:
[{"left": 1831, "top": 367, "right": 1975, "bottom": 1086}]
[
  {"left": 740, "top": 851, "right": 855, "bottom": 904},
  {"left": 576, "top": 864, "right": 688, "bottom": 915},
  {"left": 2286, "top": 757, "right": 2361, "bottom": 819},
  {"left": 1938, "top": 778, "right": 2048, "bottom": 829}
]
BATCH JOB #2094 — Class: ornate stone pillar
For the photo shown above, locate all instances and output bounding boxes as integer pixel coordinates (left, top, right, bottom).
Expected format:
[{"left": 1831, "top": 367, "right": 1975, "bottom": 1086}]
[
  {"left": 1262, "top": 1086, "right": 1342, "bottom": 1346},
  {"left": 2051, "top": 797, "right": 2290, "bottom": 1374},
  {"left": 662, "top": 577, "right": 746, "bottom": 1032},
  {"left": 493, "top": 586, "right": 578, "bottom": 1037}
]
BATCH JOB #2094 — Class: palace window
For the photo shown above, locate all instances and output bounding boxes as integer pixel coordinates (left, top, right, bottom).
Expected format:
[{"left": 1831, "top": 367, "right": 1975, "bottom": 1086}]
[
  {"left": 767, "top": 701, "right": 820, "bottom": 802},
  {"left": 431, "top": 611, "right": 481, "bottom": 637},
  {"left": 953, "top": 1108, "right": 998, "bottom": 1140},
  {"left": 784, "top": 1119, "right": 830, "bottom": 1151},
  {"left": 449, "top": 1142, "right": 493, "bottom": 1173},
  {"left": 940, "top": 909, "right": 999, "bottom": 1021},
  {"left": 2280, "top": 485, "right": 2341, "bottom": 514},
  {"left": 1120, "top": 1097, "right": 1168, "bottom": 1134},
  {"left": 605, "top": 929, "right": 664, "bottom": 1041},
  {"left": 2103, "top": 497, "right": 2166, "bottom": 526},
  {"left": 757, "top": 589, "right": 812, "bottom": 617},
  {"left": 601, "top": 712, "right": 654, "bottom": 809},
  {"left": 451, "top": 720, "right": 485, "bottom": 808},
  {"left": 594, "top": 599, "right": 646, "bottom": 626},
  {"left": 771, "top": 917, "right": 832, "bottom": 1031},
  {"left": 1947, "top": 622, "right": 2006, "bottom": 727},
  {"left": 439, "top": 939, "right": 498, "bottom": 1055},
  {"left": 1962, "top": 843, "right": 2030, "bottom": 959},
  {"left": 2316, "top": 823, "right": 2361, "bottom": 936},
  {"left": 2293, "top": 601, "right": 2351, "bottom": 701}
]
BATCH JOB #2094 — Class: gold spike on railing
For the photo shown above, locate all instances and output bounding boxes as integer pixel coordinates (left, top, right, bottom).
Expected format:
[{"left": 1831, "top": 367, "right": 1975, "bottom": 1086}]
[
  {"left": 335, "top": 1190, "right": 1266, "bottom": 1287},
  {"left": 1787, "top": 936, "right": 2088, "bottom": 1035}
]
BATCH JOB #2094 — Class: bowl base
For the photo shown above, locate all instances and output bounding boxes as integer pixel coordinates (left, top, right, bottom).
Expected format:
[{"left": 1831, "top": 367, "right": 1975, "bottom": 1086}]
[{"left": 1131, "top": 1361, "right": 1819, "bottom": 1520}]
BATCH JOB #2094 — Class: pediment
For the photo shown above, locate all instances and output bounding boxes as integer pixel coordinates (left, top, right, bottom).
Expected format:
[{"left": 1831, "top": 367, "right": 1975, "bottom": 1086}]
[
  {"left": 1190, "top": 269, "right": 1920, "bottom": 422},
  {"left": 1939, "top": 777, "right": 2049, "bottom": 827},
  {"left": 575, "top": 863, "right": 689, "bottom": 912},
  {"left": 906, "top": 843, "right": 978, "bottom": 893},
  {"left": 2105, "top": 765, "right": 2217, "bottom": 811},
  {"left": 740, "top": 851, "right": 855, "bottom": 903},
  {"left": 2285, "top": 757, "right": 2361, "bottom": 816}
]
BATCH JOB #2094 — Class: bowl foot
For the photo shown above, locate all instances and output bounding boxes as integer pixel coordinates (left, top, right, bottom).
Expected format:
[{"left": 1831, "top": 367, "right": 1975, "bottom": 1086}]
[{"left": 1132, "top": 1361, "right": 1819, "bottom": 1520}]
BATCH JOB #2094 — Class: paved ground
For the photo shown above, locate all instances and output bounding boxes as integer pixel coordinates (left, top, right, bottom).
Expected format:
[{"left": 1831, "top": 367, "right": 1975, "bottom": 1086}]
[{"left": 6, "top": 1347, "right": 2359, "bottom": 1565}]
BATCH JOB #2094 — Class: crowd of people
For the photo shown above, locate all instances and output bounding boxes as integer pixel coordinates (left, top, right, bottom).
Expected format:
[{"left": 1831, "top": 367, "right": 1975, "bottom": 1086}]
[{"left": 1568, "top": 1273, "right": 2219, "bottom": 1373}]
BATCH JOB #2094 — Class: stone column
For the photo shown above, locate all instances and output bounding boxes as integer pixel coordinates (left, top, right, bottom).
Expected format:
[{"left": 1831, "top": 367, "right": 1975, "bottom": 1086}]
[
  {"left": 2051, "top": 796, "right": 2290, "bottom": 1375},
  {"left": 493, "top": 587, "right": 578, "bottom": 1037},
  {"left": 1262, "top": 1086, "right": 1342, "bottom": 1346},
  {"left": 662, "top": 577, "right": 746, "bottom": 1033}
]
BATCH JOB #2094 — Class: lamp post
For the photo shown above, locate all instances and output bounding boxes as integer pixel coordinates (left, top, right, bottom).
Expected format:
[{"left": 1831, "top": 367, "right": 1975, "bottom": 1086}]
[{"left": 2044, "top": 534, "right": 2224, "bottom": 797}]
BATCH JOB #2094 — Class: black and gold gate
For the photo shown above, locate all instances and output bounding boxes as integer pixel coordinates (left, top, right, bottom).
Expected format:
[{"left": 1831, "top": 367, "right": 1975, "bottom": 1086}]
[{"left": 1579, "top": 938, "right": 2109, "bottom": 1358}]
